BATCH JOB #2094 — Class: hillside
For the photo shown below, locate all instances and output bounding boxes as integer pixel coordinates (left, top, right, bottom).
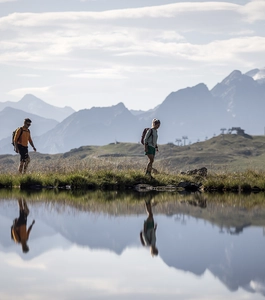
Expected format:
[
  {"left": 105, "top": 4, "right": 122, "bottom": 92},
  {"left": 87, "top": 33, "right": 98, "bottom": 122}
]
[{"left": 1, "top": 134, "right": 265, "bottom": 174}]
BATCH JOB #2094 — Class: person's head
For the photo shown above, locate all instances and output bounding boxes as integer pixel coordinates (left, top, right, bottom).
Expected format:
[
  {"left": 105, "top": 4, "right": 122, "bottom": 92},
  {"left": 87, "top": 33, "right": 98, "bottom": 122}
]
[
  {"left": 151, "top": 245, "right": 159, "bottom": 257},
  {"left": 22, "top": 242, "right": 29, "bottom": 253},
  {"left": 152, "top": 119, "right": 160, "bottom": 129},
  {"left": 24, "top": 118, "right": 32, "bottom": 128}
]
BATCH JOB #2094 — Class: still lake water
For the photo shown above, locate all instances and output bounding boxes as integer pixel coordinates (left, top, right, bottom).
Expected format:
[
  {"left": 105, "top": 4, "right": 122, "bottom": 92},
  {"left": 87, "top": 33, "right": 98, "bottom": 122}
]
[{"left": 1, "top": 190, "right": 265, "bottom": 300}]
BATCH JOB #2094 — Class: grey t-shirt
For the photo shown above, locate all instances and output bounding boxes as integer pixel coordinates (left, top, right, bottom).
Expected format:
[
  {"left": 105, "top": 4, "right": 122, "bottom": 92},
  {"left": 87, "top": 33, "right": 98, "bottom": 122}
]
[{"left": 144, "top": 128, "right": 158, "bottom": 148}]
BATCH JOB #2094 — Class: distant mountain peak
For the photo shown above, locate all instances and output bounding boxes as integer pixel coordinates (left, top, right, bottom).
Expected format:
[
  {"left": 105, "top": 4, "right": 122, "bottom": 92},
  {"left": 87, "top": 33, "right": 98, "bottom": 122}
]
[
  {"left": 245, "top": 68, "right": 265, "bottom": 84},
  {"left": 0, "top": 94, "right": 75, "bottom": 122},
  {"left": 21, "top": 93, "right": 42, "bottom": 100},
  {"left": 115, "top": 102, "right": 125, "bottom": 107},
  {"left": 221, "top": 70, "right": 242, "bottom": 85},
  {"left": 245, "top": 68, "right": 260, "bottom": 78},
  {"left": 113, "top": 102, "right": 127, "bottom": 110},
  {"left": 166, "top": 83, "right": 209, "bottom": 101}
]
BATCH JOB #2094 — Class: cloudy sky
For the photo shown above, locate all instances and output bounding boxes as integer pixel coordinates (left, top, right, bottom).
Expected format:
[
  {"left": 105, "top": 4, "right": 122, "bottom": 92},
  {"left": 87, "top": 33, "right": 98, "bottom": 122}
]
[{"left": 0, "top": 0, "right": 264, "bottom": 111}]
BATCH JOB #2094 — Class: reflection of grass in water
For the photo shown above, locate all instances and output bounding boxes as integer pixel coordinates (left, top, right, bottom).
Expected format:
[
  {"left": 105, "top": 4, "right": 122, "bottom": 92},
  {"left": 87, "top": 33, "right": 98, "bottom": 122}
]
[
  {"left": 1, "top": 187, "right": 265, "bottom": 208},
  {"left": 1, "top": 189, "right": 265, "bottom": 231}
]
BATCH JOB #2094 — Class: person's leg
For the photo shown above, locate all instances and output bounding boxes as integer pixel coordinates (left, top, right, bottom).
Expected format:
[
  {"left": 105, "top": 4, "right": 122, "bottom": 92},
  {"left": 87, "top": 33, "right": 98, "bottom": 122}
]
[
  {"left": 18, "top": 162, "right": 24, "bottom": 173},
  {"left": 23, "top": 156, "right": 30, "bottom": 174},
  {"left": 23, "top": 199, "right": 30, "bottom": 215},
  {"left": 18, "top": 153, "right": 24, "bottom": 173},
  {"left": 18, "top": 145, "right": 27, "bottom": 174},
  {"left": 18, "top": 198, "right": 23, "bottom": 210},
  {"left": 145, "top": 200, "right": 153, "bottom": 217},
  {"left": 146, "top": 154, "right": 154, "bottom": 175}
]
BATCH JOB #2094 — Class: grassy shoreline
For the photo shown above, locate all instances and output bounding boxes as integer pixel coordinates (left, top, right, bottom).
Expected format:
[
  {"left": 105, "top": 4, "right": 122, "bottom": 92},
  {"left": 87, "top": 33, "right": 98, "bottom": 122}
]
[{"left": 1, "top": 169, "right": 265, "bottom": 193}]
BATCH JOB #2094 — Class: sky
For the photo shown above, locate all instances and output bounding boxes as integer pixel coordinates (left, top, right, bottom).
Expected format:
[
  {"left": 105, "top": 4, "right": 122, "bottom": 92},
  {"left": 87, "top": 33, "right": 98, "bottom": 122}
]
[{"left": 0, "top": 0, "right": 264, "bottom": 112}]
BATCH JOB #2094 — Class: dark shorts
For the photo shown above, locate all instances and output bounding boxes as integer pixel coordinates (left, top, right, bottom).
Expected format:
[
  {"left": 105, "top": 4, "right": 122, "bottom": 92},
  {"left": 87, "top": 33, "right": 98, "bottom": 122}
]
[
  {"left": 145, "top": 146, "right": 156, "bottom": 156},
  {"left": 15, "top": 210, "right": 28, "bottom": 226},
  {"left": 18, "top": 144, "right": 29, "bottom": 162}
]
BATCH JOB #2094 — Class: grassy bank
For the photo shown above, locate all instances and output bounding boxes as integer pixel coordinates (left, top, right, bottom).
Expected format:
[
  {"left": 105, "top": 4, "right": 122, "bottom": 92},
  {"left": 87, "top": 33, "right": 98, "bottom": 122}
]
[
  {"left": 1, "top": 169, "right": 265, "bottom": 193},
  {"left": 0, "top": 169, "right": 185, "bottom": 190}
]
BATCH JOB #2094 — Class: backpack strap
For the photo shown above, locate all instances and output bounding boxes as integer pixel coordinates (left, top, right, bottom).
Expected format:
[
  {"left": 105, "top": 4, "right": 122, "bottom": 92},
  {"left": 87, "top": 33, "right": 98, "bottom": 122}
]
[
  {"left": 147, "top": 128, "right": 153, "bottom": 138},
  {"left": 146, "top": 128, "right": 153, "bottom": 145},
  {"left": 17, "top": 127, "right": 24, "bottom": 142}
]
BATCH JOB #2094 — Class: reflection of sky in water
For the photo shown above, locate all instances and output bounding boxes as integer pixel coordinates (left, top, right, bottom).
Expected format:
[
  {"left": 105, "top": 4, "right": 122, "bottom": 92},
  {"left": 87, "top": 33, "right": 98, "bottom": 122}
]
[{"left": 0, "top": 199, "right": 265, "bottom": 299}]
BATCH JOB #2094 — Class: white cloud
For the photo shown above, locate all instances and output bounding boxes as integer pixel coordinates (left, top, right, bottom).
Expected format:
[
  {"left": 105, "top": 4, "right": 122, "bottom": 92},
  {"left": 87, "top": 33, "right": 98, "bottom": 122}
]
[
  {"left": 7, "top": 86, "right": 52, "bottom": 97},
  {"left": 0, "top": 0, "right": 17, "bottom": 2},
  {"left": 0, "top": 1, "right": 264, "bottom": 110},
  {"left": 0, "top": 1, "right": 261, "bottom": 28},
  {"left": 239, "top": 0, "right": 265, "bottom": 22},
  {"left": 69, "top": 68, "right": 127, "bottom": 79},
  {"left": 17, "top": 73, "right": 41, "bottom": 77},
  {"left": 7, "top": 257, "right": 46, "bottom": 270},
  {"left": 0, "top": 2, "right": 250, "bottom": 28}
]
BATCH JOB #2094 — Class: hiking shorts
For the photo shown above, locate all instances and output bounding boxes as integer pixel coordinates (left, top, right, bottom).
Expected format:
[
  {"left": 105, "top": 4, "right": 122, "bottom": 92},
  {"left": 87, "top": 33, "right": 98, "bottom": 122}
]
[
  {"left": 145, "top": 146, "right": 156, "bottom": 156},
  {"left": 16, "top": 210, "right": 28, "bottom": 226},
  {"left": 17, "top": 144, "right": 29, "bottom": 162}
]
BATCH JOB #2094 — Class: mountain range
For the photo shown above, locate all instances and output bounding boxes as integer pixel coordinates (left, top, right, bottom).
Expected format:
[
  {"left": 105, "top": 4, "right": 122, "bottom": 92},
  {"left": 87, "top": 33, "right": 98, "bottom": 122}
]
[{"left": 0, "top": 68, "right": 265, "bottom": 154}]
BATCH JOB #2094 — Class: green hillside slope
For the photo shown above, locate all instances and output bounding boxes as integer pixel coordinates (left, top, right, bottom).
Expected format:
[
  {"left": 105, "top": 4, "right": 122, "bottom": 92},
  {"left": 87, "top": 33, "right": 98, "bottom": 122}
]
[{"left": 1, "top": 134, "right": 265, "bottom": 174}]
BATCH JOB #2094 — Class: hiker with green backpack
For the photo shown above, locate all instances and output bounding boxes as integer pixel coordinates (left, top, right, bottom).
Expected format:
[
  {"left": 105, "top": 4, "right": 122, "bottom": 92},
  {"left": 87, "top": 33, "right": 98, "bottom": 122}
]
[
  {"left": 142, "top": 118, "right": 160, "bottom": 177},
  {"left": 13, "top": 118, "right": 37, "bottom": 174}
]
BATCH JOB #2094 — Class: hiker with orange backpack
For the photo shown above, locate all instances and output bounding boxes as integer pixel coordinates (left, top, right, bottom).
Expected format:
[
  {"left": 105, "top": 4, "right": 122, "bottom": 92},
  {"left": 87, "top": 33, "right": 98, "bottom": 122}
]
[
  {"left": 13, "top": 118, "right": 37, "bottom": 174},
  {"left": 143, "top": 119, "right": 160, "bottom": 177},
  {"left": 11, "top": 198, "right": 35, "bottom": 253}
]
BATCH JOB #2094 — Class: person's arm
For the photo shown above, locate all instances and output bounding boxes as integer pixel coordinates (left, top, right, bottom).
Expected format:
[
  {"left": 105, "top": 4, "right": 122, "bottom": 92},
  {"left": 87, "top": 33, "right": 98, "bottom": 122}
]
[
  {"left": 141, "top": 230, "right": 150, "bottom": 246},
  {"left": 27, "top": 220, "right": 35, "bottom": 238},
  {"left": 155, "top": 130, "right": 158, "bottom": 151},
  {"left": 29, "top": 135, "right": 36, "bottom": 151},
  {"left": 143, "top": 220, "right": 147, "bottom": 233},
  {"left": 140, "top": 232, "right": 145, "bottom": 246}
]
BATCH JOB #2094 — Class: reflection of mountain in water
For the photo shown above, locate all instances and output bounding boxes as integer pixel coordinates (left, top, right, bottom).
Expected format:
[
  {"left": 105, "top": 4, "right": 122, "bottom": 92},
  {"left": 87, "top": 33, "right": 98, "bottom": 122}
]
[
  {"left": 158, "top": 217, "right": 265, "bottom": 296},
  {"left": 1, "top": 200, "right": 265, "bottom": 296}
]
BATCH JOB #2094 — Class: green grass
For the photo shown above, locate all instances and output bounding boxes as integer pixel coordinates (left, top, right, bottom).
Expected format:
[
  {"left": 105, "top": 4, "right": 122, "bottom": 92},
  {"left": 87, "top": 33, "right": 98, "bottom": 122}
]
[
  {"left": 1, "top": 168, "right": 265, "bottom": 193},
  {"left": 3, "top": 134, "right": 265, "bottom": 175},
  {"left": 2, "top": 134, "right": 265, "bottom": 192}
]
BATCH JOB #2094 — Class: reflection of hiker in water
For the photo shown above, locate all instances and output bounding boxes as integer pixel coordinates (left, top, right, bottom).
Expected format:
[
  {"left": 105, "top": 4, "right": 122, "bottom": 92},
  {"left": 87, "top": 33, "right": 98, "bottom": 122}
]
[
  {"left": 140, "top": 198, "right": 158, "bottom": 257},
  {"left": 11, "top": 198, "right": 35, "bottom": 253}
]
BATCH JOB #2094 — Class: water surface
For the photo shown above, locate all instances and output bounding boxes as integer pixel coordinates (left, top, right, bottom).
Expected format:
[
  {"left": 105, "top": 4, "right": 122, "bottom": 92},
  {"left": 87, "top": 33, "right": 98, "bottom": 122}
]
[{"left": 1, "top": 191, "right": 265, "bottom": 299}]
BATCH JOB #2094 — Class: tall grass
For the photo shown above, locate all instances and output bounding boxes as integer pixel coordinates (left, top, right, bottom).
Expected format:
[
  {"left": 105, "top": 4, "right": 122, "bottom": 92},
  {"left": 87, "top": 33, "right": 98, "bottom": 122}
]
[
  {"left": 204, "top": 169, "right": 265, "bottom": 192},
  {"left": 1, "top": 156, "right": 265, "bottom": 193}
]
